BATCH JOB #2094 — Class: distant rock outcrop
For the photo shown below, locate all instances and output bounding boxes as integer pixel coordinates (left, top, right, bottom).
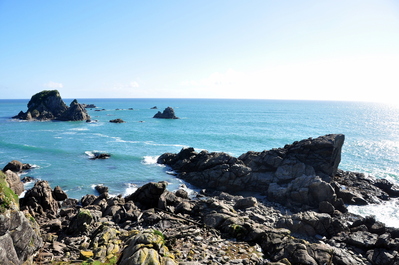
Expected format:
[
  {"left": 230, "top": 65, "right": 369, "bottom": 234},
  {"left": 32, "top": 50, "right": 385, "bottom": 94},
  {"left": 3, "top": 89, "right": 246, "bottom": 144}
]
[
  {"left": 109, "top": 118, "right": 125, "bottom": 123},
  {"left": 153, "top": 107, "right": 179, "bottom": 119},
  {"left": 13, "top": 90, "right": 90, "bottom": 121}
]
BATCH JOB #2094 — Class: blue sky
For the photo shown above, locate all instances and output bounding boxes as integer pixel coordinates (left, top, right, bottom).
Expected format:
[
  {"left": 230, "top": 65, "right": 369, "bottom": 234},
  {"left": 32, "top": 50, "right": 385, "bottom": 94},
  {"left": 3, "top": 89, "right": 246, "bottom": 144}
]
[{"left": 1, "top": 1, "right": 398, "bottom": 102}]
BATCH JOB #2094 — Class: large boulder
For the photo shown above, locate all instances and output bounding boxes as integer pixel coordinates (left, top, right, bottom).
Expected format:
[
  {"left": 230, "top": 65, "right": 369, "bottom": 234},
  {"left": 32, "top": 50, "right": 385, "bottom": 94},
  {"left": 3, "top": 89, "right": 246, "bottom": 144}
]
[
  {"left": 3, "top": 160, "right": 23, "bottom": 172},
  {"left": 118, "top": 230, "right": 177, "bottom": 265},
  {"left": 125, "top": 181, "right": 168, "bottom": 209},
  {"left": 4, "top": 170, "right": 24, "bottom": 196},
  {"left": 153, "top": 107, "right": 179, "bottom": 119},
  {"left": 20, "top": 180, "right": 60, "bottom": 217},
  {"left": 0, "top": 210, "right": 43, "bottom": 265},
  {"left": 13, "top": 90, "right": 90, "bottom": 121}
]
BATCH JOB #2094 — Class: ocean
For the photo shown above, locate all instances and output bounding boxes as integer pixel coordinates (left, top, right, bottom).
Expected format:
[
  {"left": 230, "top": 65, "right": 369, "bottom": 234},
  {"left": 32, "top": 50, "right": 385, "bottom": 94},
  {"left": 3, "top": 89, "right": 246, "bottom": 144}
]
[{"left": 1, "top": 98, "right": 399, "bottom": 226}]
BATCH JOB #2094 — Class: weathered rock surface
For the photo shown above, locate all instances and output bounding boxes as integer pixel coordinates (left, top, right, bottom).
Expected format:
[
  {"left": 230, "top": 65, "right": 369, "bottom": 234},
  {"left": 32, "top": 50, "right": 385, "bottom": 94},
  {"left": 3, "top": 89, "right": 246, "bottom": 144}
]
[
  {"left": 58, "top": 99, "right": 91, "bottom": 121},
  {"left": 4, "top": 170, "right": 24, "bottom": 196},
  {"left": 2, "top": 134, "right": 399, "bottom": 264},
  {"left": 20, "top": 180, "right": 60, "bottom": 218},
  {"left": 153, "top": 106, "right": 179, "bottom": 119},
  {"left": 13, "top": 90, "right": 90, "bottom": 121},
  {"left": 0, "top": 171, "right": 43, "bottom": 265},
  {"left": 3, "top": 160, "right": 23, "bottom": 172},
  {"left": 158, "top": 134, "right": 345, "bottom": 210}
]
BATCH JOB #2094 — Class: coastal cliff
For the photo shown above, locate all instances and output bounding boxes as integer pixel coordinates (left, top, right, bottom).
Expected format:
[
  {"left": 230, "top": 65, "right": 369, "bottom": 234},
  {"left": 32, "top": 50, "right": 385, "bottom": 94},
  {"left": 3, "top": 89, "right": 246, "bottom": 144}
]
[
  {"left": 1, "top": 134, "right": 399, "bottom": 264},
  {"left": 13, "top": 90, "right": 90, "bottom": 121}
]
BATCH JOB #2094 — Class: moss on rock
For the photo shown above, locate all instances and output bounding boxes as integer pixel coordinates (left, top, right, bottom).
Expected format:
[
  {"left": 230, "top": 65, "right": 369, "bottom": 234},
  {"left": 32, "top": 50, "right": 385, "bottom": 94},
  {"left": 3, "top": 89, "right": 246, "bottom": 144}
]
[{"left": 0, "top": 171, "right": 19, "bottom": 213}]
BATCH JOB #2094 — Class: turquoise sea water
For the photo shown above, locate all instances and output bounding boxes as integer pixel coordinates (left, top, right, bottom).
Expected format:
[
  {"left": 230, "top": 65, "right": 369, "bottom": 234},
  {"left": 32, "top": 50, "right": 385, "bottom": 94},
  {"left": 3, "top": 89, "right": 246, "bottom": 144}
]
[{"left": 1, "top": 98, "right": 399, "bottom": 225}]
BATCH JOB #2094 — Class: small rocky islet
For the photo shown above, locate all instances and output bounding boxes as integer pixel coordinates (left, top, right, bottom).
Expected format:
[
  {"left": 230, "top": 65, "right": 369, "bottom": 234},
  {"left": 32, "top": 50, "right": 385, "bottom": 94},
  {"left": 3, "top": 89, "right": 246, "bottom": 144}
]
[{"left": 1, "top": 133, "right": 399, "bottom": 265}]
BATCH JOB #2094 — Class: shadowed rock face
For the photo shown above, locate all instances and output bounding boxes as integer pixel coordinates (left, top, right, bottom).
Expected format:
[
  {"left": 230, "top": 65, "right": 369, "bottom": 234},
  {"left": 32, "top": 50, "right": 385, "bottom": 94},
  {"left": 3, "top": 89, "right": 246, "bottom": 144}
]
[
  {"left": 158, "top": 134, "right": 345, "bottom": 210},
  {"left": 153, "top": 107, "right": 179, "bottom": 119},
  {"left": 13, "top": 90, "right": 90, "bottom": 121}
]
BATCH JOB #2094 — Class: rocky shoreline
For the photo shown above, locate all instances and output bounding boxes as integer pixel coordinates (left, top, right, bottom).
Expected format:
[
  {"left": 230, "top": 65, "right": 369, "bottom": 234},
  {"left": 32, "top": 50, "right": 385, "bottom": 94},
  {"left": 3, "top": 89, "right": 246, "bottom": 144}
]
[{"left": 1, "top": 134, "right": 399, "bottom": 264}]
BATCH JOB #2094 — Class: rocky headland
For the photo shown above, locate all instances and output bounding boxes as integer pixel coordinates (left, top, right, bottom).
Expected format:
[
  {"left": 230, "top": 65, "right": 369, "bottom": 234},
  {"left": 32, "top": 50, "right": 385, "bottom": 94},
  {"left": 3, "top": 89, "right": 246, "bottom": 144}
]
[
  {"left": 1, "top": 134, "right": 399, "bottom": 264},
  {"left": 13, "top": 90, "right": 90, "bottom": 121}
]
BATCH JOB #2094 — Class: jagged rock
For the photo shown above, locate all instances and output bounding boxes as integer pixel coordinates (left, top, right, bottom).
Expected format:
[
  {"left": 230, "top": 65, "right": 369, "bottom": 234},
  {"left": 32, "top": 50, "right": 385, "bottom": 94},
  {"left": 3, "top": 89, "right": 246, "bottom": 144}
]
[
  {"left": 158, "top": 134, "right": 343, "bottom": 189},
  {"left": 125, "top": 181, "right": 168, "bottom": 209},
  {"left": 374, "top": 178, "right": 399, "bottom": 197},
  {"left": 83, "top": 104, "right": 96, "bottom": 108},
  {"left": 0, "top": 172, "right": 43, "bottom": 264},
  {"left": 0, "top": 210, "right": 43, "bottom": 265},
  {"left": 58, "top": 99, "right": 91, "bottom": 121},
  {"left": 95, "top": 184, "right": 109, "bottom": 194},
  {"left": 20, "top": 180, "right": 59, "bottom": 217},
  {"left": 13, "top": 90, "right": 90, "bottom": 121},
  {"left": 67, "top": 208, "right": 96, "bottom": 235},
  {"left": 333, "top": 170, "right": 392, "bottom": 204},
  {"left": 153, "top": 107, "right": 179, "bottom": 119},
  {"left": 53, "top": 185, "right": 68, "bottom": 201}
]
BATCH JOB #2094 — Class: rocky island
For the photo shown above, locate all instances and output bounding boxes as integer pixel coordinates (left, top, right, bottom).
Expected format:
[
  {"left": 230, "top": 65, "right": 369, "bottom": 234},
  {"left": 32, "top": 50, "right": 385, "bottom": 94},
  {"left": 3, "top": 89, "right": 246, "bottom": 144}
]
[
  {"left": 153, "top": 107, "right": 179, "bottom": 119},
  {"left": 1, "top": 134, "right": 399, "bottom": 264},
  {"left": 13, "top": 90, "right": 90, "bottom": 121}
]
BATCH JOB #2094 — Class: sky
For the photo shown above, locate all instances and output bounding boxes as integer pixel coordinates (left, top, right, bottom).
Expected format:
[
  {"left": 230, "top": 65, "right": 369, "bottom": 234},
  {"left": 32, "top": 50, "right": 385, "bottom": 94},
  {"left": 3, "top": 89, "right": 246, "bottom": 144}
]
[{"left": 1, "top": 0, "right": 399, "bottom": 103}]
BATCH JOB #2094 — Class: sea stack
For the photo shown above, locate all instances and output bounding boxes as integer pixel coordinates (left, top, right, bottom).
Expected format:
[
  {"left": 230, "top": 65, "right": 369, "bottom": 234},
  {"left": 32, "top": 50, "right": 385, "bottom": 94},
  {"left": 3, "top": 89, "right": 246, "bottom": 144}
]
[
  {"left": 13, "top": 90, "right": 90, "bottom": 121},
  {"left": 153, "top": 106, "right": 179, "bottom": 119}
]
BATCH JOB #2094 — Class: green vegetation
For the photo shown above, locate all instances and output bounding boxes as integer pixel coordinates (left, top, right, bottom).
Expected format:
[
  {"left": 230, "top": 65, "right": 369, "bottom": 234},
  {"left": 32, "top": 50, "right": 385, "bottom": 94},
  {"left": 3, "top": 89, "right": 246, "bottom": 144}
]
[
  {"left": 30, "top": 90, "right": 60, "bottom": 104},
  {"left": 228, "top": 224, "right": 248, "bottom": 239},
  {"left": 27, "top": 90, "right": 61, "bottom": 111},
  {"left": 0, "top": 171, "right": 19, "bottom": 213},
  {"left": 152, "top": 229, "right": 165, "bottom": 241}
]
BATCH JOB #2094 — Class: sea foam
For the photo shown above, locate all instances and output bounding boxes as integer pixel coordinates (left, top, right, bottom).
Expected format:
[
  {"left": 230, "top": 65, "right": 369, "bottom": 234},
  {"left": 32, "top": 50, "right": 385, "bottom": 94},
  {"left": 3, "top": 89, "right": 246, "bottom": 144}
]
[
  {"left": 142, "top": 156, "right": 159, "bottom": 165},
  {"left": 348, "top": 198, "right": 399, "bottom": 228}
]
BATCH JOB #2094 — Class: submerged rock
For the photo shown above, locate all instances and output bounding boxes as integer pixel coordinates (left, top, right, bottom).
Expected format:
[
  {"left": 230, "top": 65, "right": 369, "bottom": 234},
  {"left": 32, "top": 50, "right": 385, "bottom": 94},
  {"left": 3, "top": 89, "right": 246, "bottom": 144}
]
[{"left": 110, "top": 118, "right": 125, "bottom": 123}]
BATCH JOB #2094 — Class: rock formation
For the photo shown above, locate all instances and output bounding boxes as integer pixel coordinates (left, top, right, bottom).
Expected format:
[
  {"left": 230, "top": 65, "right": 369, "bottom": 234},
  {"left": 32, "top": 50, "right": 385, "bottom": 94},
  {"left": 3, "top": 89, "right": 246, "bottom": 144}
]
[
  {"left": 2, "top": 135, "right": 399, "bottom": 264},
  {"left": 58, "top": 99, "right": 91, "bottom": 121},
  {"left": 13, "top": 90, "right": 90, "bottom": 121},
  {"left": 158, "top": 134, "right": 347, "bottom": 210},
  {"left": 153, "top": 106, "right": 179, "bottom": 119},
  {"left": 0, "top": 171, "right": 43, "bottom": 265},
  {"left": 110, "top": 118, "right": 126, "bottom": 123}
]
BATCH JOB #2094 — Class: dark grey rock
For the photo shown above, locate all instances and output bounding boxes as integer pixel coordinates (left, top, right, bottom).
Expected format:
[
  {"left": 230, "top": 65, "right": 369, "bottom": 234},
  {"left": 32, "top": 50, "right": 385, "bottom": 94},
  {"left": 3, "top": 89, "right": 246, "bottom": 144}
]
[
  {"left": 3, "top": 160, "right": 23, "bottom": 172},
  {"left": 153, "top": 106, "right": 179, "bottom": 119},
  {"left": 13, "top": 90, "right": 90, "bottom": 121},
  {"left": 109, "top": 118, "right": 125, "bottom": 123},
  {"left": 53, "top": 185, "right": 68, "bottom": 201}
]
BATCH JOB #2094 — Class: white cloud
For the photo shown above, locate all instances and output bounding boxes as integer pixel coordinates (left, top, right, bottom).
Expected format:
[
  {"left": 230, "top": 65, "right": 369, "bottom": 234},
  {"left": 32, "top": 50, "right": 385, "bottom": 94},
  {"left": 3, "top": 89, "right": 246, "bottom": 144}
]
[
  {"left": 129, "top": 81, "right": 139, "bottom": 88},
  {"left": 43, "top": 81, "right": 63, "bottom": 89}
]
